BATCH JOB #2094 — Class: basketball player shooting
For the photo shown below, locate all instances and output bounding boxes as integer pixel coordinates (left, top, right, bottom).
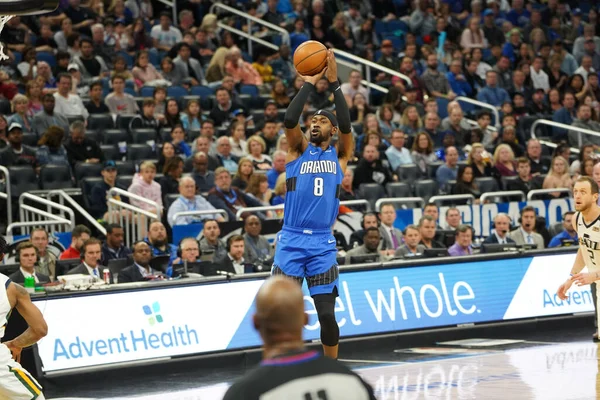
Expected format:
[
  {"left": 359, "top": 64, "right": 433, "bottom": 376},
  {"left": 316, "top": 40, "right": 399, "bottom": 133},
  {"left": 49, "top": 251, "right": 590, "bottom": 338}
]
[
  {"left": 0, "top": 237, "right": 48, "bottom": 399},
  {"left": 272, "top": 50, "right": 354, "bottom": 359},
  {"left": 557, "top": 177, "right": 600, "bottom": 327}
]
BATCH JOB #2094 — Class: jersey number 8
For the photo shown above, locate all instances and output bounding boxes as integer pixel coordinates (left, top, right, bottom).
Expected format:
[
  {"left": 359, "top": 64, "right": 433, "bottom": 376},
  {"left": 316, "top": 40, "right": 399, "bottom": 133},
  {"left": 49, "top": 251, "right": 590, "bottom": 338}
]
[{"left": 314, "top": 177, "right": 324, "bottom": 197}]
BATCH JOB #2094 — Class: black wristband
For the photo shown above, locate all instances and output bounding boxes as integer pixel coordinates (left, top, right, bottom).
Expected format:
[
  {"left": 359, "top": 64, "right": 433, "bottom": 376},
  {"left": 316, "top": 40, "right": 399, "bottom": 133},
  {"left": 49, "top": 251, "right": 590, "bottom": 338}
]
[{"left": 329, "top": 80, "right": 340, "bottom": 91}]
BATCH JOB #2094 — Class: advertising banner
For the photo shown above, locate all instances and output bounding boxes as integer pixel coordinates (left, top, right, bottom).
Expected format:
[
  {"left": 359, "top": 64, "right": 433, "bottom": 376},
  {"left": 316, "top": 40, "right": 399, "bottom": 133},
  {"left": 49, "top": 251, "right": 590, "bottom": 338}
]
[{"left": 35, "top": 252, "right": 591, "bottom": 373}]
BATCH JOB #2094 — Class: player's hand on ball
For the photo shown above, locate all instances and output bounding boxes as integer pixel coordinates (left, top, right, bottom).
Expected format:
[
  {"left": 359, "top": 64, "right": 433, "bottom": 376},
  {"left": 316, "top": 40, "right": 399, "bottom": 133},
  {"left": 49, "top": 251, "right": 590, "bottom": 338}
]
[
  {"left": 572, "top": 272, "right": 598, "bottom": 286},
  {"left": 556, "top": 279, "right": 573, "bottom": 300},
  {"left": 298, "top": 66, "right": 328, "bottom": 86},
  {"left": 325, "top": 50, "right": 337, "bottom": 83}
]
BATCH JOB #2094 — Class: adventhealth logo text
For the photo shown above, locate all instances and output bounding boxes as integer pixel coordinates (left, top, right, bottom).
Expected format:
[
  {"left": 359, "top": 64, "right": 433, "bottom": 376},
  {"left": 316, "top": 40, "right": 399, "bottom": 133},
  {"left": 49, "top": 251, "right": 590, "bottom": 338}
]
[{"left": 53, "top": 302, "right": 199, "bottom": 361}]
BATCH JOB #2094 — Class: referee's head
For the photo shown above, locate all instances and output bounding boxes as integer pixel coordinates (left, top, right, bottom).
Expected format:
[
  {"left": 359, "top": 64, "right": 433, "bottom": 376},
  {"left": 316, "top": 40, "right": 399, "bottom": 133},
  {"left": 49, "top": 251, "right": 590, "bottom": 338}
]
[{"left": 253, "top": 276, "right": 306, "bottom": 346}]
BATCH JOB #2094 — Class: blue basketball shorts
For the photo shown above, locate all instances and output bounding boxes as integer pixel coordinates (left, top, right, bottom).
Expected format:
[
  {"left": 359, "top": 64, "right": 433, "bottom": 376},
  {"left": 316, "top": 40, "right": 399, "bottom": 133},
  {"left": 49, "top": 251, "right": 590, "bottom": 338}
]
[{"left": 272, "top": 226, "right": 339, "bottom": 296}]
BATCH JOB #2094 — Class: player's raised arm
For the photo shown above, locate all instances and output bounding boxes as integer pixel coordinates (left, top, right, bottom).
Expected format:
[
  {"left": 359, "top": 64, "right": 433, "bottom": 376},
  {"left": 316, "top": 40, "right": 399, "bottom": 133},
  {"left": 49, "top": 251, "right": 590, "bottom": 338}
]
[
  {"left": 325, "top": 51, "right": 354, "bottom": 172},
  {"left": 284, "top": 67, "right": 328, "bottom": 157}
]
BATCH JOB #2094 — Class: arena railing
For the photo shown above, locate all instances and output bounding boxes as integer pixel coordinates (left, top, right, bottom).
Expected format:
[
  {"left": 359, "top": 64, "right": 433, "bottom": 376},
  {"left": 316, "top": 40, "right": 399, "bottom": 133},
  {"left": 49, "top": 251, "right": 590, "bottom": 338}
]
[
  {"left": 172, "top": 209, "right": 230, "bottom": 223},
  {"left": 18, "top": 193, "right": 75, "bottom": 236},
  {"left": 330, "top": 48, "right": 412, "bottom": 94},
  {"left": 455, "top": 97, "right": 501, "bottom": 129},
  {"left": 429, "top": 194, "right": 476, "bottom": 206},
  {"left": 209, "top": 2, "right": 290, "bottom": 55},
  {"left": 215, "top": 22, "right": 279, "bottom": 53},
  {"left": 6, "top": 219, "right": 73, "bottom": 237},
  {"left": 107, "top": 188, "right": 162, "bottom": 248},
  {"left": 375, "top": 197, "right": 425, "bottom": 211},
  {"left": 530, "top": 119, "right": 600, "bottom": 148},
  {"left": 233, "top": 200, "right": 371, "bottom": 220},
  {"left": 479, "top": 190, "right": 526, "bottom": 203},
  {"left": 0, "top": 165, "right": 11, "bottom": 227},
  {"left": 47, "top": 190, "right": 107, "bottom": 236},
  {"left": 527, "top": 188, "right": 572, "bottom": 201},
  {"left": 538, "top": 139, "right": 580, "bottom": 154}
]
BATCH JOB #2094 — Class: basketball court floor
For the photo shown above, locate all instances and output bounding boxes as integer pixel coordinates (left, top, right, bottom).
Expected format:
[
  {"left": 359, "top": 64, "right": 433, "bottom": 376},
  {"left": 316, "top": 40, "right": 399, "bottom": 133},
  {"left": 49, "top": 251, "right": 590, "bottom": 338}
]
[{"left": 44, "top": 321, "right": 598, "bottom": 400}]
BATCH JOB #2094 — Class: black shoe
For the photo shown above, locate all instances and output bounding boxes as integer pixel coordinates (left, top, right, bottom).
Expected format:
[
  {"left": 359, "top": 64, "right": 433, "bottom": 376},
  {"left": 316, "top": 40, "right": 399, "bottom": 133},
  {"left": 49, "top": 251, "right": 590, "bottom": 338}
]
[{"left": 0, "top": 0, "right": 58, "bottom": 16}]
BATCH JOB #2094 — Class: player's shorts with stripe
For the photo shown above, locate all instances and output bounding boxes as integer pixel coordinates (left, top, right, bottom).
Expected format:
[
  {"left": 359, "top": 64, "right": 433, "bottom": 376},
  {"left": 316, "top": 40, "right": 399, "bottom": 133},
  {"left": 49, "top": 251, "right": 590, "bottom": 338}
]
[
  {"left": 272, "top": 226, "right": 339, "bottom": 296},
  {"left": 0, "top": 343, "right": 45, "bottom": 400}
]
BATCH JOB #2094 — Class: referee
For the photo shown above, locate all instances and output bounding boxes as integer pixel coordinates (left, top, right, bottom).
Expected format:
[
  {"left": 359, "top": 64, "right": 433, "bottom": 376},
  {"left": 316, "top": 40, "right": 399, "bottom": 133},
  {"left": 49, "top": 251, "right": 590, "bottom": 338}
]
[{"left": 223, "top": 276, "right": 376, "bottom": 400}]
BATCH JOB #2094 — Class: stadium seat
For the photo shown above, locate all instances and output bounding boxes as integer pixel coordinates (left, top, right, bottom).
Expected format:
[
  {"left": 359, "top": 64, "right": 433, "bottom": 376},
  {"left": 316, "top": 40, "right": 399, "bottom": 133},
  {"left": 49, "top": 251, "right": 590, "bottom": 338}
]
[
  {"left": 167, "top": 86, "right": 188, "bottom": 97},
  {"left": 8, "top": 166, "right": 39, "bottom": 194},
  {"left": 140, "top": 87, "right": 155, "bottom": 97},
  {"left": 115, "top": 160, "right": 136, "bottom": 176},
  {"left": 190, "top": 86, "right": 214, "bottom": 98},
  {"left": 21, "top": 132, "right": 38, "bottom": 147},
  {"left": 160, "top": 127, "right": 172, "bottom": 142},
  {"left": 396, "top": 164, "right": 418, "bottom": 187},
  {"left": 358, "top": 183, "right": 386, "bottom": 210},
  {"left": 548, "top": 222, "right": 563, "bottom": 238},
  {"left": 164, "top": 193, "right": 179, "bottom": 210},
  {"left": 66, "top": 115, "right": 85, "bottom": 126},
  {"left": 116, "top": 175, "right": 134, "bottom": 189},
  {"left": 131, "top": 128, "right": 158, "bottom": 144},
  {"left": 414, "top": 179, "right": 438, "bottom": 203},
  {"left": 187, "top": 129, "right": 201, "bottom": 142},
  {"left": 36, "top": 51, "right": 56, "bottom": 67},
  {"left": 74, "top": 162, "right": 103, "bottom": 183},
  {"left": 100, "top": 145, "right": 121, "bottom": 162},
  {"left": 240, "top": 85, "right": 259, "bottom": 97},
  {"left": 80, "top": 177, "right": 104, "bottom": 210},
  {"left": 475, "top": 177, "right": 499, "bottom": 193},
  {"left": 427, "top": 162, "right": 443, "bottom": 178},
  {"left": 88, "top": 114, "right": 114, "bottom": 130},
  {"left": 116, "top": 114, "right": 138, "bottom": 131},
  {"left": 103, "top": 129, "right": 130, "bottom": 146},
  {"left": 386, "top": 182, "right": 412, "bottom": 198},
  {"left": 84, "top": 130, "right": 99, "bottom": 143},
  {"left": 39, "top": 164, "right": 74, "bottom": 190},
  {"left": 501, "top": 175, "right": 518, "bottom": 190},
  {"left": 126, "top": 144, "right": 155, "bottom": 161}
]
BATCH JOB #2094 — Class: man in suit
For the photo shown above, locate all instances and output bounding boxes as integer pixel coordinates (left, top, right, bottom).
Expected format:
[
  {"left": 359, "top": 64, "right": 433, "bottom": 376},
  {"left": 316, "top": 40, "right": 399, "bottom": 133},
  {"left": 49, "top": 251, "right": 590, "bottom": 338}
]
[
  {"left": 378, "top": 204, "right": 403, "bottom": 256},
  {"left": 67, "top": 238, "right": 114, "bottom": 282},
  {"left": 508, "top": 206, "right": 545, "bottom": 248},
  {"left": 9, "top": 241, "right": 50, "bottom": 285},
  {"left": 483, "top": 213, "right": 517, "bottom": 244},
  {"left": 173, "top": 43, "right": 205, "bottom": 86},
  {"left": 220, "top": 235, "right": 245, "bottom": 275},
  {"left": 119, "top": 241, "right": 159, "bottom": 283}
]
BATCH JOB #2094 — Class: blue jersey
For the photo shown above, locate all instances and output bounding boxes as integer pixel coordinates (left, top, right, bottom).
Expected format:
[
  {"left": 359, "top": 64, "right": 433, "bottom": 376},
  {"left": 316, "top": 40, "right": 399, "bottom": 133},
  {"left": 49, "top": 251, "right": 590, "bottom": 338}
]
[{"left": 283, "top": 143, "right": 343, "bottom": 230}]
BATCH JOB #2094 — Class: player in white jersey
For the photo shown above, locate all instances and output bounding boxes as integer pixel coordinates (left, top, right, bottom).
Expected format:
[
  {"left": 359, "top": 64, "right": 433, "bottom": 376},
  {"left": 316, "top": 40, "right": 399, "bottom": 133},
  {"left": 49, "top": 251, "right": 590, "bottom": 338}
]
[
  {"left": 557, "top": 177, "right": 600, "bottom": 332},
  {"left": 0, "top": 236, "right": 48, "bottom": 400}
]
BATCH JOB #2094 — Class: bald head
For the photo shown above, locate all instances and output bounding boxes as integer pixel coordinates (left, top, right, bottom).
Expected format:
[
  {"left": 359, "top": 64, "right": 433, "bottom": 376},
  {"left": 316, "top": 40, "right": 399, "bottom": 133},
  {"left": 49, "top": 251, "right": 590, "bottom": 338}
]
[{"left": 253, "top": 276, "right": 307, "bottom": 346}]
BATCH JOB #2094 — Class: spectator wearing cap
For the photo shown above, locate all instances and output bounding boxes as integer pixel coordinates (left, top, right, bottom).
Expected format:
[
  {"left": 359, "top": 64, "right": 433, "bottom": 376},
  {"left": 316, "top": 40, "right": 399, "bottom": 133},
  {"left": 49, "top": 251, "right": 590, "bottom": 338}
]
[
  {"left": 90, "top": 160, "right": 128, "bottom": 220},
  {"left": 64, "top": 120, "right": 104, "bottom": 167},
  {"left": 105, "top": 74, "right": 139, "bottom": 115},
  {"left": 32, "top": 93, "right": 70, "bottom": 135},
  {"left": 53, "top": 72, "right": 89, "bottom": 120},
  {"left": 151, "top": 12, "right": 183, "bottom": 52},
  {"left": 85, "top": 81, "right": 110, "bottom": 115},
  {"left": 573, "top": 24, "right": 600, "bottom": 62},
  {"left": 482, "top": 9, "right": 505, "bottom": 47},
  {"left": 0, "top": 123, "right": 38, "bottom": 169},
  {"left": 375, "top": 40, "right": 400, "bottom": 86}
]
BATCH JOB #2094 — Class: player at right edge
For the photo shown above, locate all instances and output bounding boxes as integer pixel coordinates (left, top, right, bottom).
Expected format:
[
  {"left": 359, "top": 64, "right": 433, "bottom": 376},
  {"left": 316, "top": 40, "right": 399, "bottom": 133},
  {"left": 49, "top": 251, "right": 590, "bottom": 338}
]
[{"left": 557, "top": 177, "right": 600, "bottom": 333}]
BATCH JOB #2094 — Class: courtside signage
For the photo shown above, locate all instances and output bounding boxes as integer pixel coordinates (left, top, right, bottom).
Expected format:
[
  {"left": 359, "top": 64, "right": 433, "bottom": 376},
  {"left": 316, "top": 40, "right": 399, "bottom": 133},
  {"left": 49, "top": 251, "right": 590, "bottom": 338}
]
[{"left": 35, "top": 252, "right": 591, "bottom": 373}]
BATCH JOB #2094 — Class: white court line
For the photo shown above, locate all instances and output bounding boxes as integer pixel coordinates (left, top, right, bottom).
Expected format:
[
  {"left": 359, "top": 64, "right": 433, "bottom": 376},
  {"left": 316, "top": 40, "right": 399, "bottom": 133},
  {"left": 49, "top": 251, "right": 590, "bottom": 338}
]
[{"left": 339, "top": 358, "right": 406, "bottom": 364}]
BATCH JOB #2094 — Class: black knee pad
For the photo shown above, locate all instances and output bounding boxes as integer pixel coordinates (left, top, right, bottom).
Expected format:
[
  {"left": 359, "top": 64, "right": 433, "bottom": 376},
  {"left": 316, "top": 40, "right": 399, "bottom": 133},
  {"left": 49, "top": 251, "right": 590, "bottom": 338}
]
[{"left": 313, "top": 294, "right": 339, "bottom": 346}]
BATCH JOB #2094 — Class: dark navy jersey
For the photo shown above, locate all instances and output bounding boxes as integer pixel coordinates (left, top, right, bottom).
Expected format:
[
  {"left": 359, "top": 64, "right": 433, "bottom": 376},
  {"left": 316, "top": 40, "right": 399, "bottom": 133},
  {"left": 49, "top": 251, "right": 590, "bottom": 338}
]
[
  {"left": 222, "top": 350, "right": 376, "bottom": 400},
  {"left": 283, "top": 144, "right": 343, "bottom": 231}
]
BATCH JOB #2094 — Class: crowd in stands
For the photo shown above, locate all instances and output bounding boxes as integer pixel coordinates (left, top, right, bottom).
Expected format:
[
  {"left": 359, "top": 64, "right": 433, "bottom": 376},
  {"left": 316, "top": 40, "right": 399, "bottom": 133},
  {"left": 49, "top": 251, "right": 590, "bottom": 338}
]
[{"left": 0, "top": 0, "right": 597, "bottom": 268}]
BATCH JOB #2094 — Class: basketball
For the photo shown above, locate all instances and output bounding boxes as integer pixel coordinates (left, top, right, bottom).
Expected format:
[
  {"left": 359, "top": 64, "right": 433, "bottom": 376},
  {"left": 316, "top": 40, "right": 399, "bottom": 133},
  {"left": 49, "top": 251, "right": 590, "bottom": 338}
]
[{"left": 293, "top": 41, "right": 328, "bottom": 76}]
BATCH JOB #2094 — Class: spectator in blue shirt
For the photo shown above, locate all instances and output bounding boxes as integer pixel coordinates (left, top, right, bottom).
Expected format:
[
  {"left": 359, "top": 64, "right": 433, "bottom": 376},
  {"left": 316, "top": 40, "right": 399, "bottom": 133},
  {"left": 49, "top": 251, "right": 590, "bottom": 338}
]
[
  {"left": 552, "top": 91, "right": 577, "bottom": 141},
  {"left": 548, "top": 211, "right": 578, "bottom": 247},
  {"left": 477, "top": 70, "right": 510, "bottom": 108},
  {"left": 167, "top": 176, "right": 225, "bottom": 227},
  {"left": 436, "top": 146, "right": 459, "bottom": 190},
  {"left": 170, "top": 125, "right": 192, "bottom": 159},
  {"left": 144, "top": 221, "right": 179, "bottom": 276},
  {"left": 446, "top": 59, "right": 474, "bottom": 97}
]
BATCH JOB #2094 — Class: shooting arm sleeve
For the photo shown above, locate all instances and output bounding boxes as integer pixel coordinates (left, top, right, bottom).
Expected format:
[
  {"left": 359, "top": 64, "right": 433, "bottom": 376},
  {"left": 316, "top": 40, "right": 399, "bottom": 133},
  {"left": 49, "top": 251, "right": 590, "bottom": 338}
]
[
  {"left": 330, "top": 81, "right": 351, "bottom": 134},
  {"left": 284, "top": 82, "right": 314, "bottom": 129}
]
